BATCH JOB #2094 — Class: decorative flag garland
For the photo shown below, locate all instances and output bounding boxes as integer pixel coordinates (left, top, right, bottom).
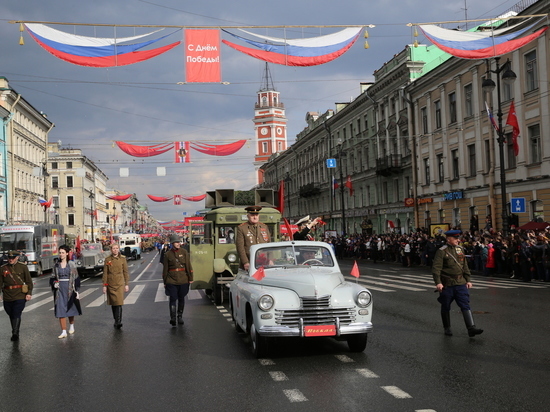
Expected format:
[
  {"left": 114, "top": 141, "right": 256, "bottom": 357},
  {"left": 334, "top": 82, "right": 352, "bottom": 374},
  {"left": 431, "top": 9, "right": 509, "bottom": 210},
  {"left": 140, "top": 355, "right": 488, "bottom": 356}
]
[
  {"left": 115, "top": 140, "right": 247, "bottom": 158},
  {"left": 106, "top": 194, "right": 133, "bottom": 201},
  {"left": 147, "top": 194, "right": 207, "bottom": 202}
]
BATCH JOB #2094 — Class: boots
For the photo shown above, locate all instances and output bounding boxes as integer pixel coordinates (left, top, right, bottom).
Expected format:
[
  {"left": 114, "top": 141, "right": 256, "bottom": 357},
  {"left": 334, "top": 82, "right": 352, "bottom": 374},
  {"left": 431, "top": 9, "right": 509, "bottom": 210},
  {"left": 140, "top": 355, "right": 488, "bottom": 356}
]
[
  {"left": 441, "top": 311, "right": 453, "bottom": 336},
  {"left": 10, "top": 318, "right": 21, "bottom": 341},
  {"left": 112, "top": 306, "right": 123, "bottom": 329},
  {"left": 177, "top": 304, "right": 184, "bottom": 325},
  {"left": 462, "top": 310, "right": 483, "bottom": 337},
  {"left": 169, "top": 305, "right": 177, "bottom": 327}
]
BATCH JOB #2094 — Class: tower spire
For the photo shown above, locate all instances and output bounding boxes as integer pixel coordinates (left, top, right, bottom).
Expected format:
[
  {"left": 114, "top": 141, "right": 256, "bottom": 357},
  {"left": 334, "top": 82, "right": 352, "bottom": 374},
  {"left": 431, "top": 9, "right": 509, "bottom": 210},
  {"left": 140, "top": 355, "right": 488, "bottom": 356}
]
[{"left": 260, "top": 62, "right": 275, "bottom": 92}]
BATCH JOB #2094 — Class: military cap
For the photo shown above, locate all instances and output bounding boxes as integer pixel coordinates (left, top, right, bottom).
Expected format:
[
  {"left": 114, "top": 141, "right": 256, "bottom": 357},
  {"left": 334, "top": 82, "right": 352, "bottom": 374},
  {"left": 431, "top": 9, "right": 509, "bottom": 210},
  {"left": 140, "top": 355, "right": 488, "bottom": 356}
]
[
  {"left": 296, "top": 215, "right": 311, "bottom": 226},
  {"left": 7, "top": 250, "right": 19, "bottom": 258},
  {"left": 245, "top": 205, "right": 262, "bottom": 214},
  {"left": 169, "top": 234, "right": 182, "bottom": 243},
  {"left": 444, "top": 230, "right": 462, "bottom": 238}
]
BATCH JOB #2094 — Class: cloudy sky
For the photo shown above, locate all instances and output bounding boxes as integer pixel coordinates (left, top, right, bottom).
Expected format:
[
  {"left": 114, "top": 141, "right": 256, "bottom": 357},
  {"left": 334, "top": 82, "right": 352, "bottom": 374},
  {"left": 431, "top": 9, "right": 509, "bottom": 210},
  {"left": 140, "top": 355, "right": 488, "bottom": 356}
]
[{"left": 0, "top": 0, "right": 517, "bottom": 222}]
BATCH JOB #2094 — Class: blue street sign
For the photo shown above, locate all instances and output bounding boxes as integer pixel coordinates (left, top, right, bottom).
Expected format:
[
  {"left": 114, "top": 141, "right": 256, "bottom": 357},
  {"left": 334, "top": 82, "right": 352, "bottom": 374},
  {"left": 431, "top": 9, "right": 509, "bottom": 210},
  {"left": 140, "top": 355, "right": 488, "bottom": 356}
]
[
  {"left": 326, "top": 158, "right": 337, "bottom": 168},
  {"left": 511, "top": 197, "right": 526, "bottom": 213}
]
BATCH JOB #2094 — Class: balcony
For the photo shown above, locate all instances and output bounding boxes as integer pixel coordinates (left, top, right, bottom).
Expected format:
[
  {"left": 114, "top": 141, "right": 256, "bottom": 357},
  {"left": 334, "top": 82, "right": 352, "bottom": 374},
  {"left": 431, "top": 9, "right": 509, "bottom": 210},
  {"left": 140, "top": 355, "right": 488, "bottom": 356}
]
[
  {"left": 376, "top": 155, "right": 402, "bottom": 177},
  {"left": 299, "top": 182, "right": 321, "bottom": 198}
]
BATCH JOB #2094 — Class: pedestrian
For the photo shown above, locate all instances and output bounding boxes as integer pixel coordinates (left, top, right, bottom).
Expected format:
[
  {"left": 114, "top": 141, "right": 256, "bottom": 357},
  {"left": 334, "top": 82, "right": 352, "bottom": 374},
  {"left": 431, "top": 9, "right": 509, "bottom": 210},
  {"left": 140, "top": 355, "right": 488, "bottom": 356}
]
[
  {"left": 162, "top": 234, "right": 193, "bottom": 327},
  {"left": 293, "top": 216, "right": 321, "bottom": 240},
  {"left": 485, "top": 243, "right": 496, "bottom": 276},
  {"left": 50, "top": 245, "right": 81, "bottom": 339},
  {"left": 0, "top": 250, "right": 33, "bottom": 341},
  {"left": 102, "top": 243, "right": 129, "bottom": 329},
  {"left": 236, "top": 205, "right": 271, "bottom": 270},
  {"left": 432, "top": 230, "right": 483, "bottom": 337}
]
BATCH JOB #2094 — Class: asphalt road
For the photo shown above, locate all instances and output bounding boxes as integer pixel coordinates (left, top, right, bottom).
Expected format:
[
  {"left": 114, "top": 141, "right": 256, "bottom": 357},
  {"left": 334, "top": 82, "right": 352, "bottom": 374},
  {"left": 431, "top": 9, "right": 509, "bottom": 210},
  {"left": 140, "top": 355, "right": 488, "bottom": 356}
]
[{"left": 1, "top": 252, "right": 548, "bottom": 412}]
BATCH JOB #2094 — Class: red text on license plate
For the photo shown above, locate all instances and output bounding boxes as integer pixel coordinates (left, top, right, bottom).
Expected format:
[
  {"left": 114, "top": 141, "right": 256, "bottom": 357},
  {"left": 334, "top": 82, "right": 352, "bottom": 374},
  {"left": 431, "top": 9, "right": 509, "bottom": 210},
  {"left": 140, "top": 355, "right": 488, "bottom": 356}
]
[{"left": 304, "top": 325, "right": 336, "bottom": 337}]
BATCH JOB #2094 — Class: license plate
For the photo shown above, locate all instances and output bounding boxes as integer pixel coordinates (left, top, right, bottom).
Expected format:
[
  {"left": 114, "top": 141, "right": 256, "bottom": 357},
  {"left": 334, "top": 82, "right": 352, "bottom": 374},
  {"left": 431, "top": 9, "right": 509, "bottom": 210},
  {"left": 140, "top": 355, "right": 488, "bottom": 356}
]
[{"left": 304, "top": 325, "right": 336, "bottom": 337}]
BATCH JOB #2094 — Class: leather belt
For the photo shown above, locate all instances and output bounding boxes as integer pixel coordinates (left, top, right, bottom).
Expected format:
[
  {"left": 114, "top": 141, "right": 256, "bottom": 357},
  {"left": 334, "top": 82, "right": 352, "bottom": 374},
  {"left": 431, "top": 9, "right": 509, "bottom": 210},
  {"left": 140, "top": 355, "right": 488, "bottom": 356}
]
[
  {"left": 169, "top": 268, "right": 186, "bottom": 272},
  {"left": 4, "top": 285, "right": 23, "bottom": 290}
]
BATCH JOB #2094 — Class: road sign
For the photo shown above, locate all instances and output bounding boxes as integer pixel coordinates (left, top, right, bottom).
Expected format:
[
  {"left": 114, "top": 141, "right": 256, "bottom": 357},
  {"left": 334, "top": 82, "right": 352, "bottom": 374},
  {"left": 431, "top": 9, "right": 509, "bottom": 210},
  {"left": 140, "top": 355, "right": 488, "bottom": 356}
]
[
  {"left": 326, "top": 158, "right": 337, "bottom": 168},
  {"left": 511, "top": 197, "right": 526, "bottom": 213}
]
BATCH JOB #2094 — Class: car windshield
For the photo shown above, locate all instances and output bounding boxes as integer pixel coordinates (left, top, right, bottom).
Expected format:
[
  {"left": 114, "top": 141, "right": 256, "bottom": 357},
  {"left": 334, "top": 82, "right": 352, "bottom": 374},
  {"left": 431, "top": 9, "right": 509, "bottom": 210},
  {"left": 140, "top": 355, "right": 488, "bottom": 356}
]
[{"left": 254, "top": 245, "right": 334, "bottom": 269}]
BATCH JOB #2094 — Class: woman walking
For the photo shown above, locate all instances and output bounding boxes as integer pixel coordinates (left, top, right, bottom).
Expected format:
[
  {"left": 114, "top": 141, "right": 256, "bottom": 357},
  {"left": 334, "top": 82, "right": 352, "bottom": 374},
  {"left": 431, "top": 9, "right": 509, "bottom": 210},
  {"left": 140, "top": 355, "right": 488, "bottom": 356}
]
[
  {"left": 50, "top": 245, "right": 81, "bottom": 339},
  {"left": 102, "top": 243, "right": 129, "bottom": 329}
]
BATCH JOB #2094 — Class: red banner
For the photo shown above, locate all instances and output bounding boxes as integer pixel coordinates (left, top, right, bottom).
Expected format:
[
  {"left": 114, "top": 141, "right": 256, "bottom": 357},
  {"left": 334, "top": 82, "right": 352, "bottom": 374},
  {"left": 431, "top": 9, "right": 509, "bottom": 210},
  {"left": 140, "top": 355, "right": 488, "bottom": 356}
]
[
  {"left": 185, "top": 29, "right": 221, "bottom": 83},
  {"left": 174, "top": 195, "right": 182, "bottom": 205}
]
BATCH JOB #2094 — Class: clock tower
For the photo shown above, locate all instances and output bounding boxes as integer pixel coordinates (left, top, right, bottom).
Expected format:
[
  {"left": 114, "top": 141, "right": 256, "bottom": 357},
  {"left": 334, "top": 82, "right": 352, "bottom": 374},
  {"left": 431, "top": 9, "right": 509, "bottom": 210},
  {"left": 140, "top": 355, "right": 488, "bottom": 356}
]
[{"left": 253, "top": 63, "right": 288, "bottom": 184}]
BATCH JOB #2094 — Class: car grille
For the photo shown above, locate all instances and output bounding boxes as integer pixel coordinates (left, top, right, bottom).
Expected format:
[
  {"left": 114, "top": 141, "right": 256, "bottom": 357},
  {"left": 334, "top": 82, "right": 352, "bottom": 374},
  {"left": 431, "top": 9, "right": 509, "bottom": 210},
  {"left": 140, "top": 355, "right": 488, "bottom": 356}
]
[
  {"left": 275, "top": 295, "right": 356, "bottom": 326},
  {"left": 83, "top": 256, "right": 97, "bottom": 266}
]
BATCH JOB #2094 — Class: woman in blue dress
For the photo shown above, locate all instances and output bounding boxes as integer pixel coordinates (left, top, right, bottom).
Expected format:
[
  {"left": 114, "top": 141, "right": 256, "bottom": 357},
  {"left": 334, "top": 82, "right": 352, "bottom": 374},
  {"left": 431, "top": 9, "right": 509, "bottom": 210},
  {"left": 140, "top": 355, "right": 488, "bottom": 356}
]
[{"left": 50, "top": 245, "right": 81, "bottom": 339}]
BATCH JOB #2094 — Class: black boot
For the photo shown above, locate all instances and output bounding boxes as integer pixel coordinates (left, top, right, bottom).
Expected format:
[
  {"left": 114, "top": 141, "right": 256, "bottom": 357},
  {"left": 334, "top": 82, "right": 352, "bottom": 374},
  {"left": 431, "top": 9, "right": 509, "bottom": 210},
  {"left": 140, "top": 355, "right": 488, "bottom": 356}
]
[
  {"left": 441, "top": 311, "right": 453, "bottom": 336},
  {"left": 177, "top": 304, "right": 184, "bottom": 325},
  {"left": 169, "top": 305, "right": 177, "bottom": 327},
  {"left": 115, "top": 306, "right": 123, "bottom": 329},
  {"left": 10, "top": 318, "right": 21, "bottom": 341},
  {"left": 462, "top": 310, "right": 483, "bottom": 337},
  {"left": 112, "top": 306, "right": 118, "bottom": 328}
]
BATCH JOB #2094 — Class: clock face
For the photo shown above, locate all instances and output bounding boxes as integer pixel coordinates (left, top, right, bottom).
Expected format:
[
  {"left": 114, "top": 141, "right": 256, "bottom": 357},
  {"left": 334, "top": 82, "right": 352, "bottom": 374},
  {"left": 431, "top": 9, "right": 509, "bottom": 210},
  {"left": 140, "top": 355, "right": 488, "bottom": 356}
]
[
  {"left": 276, "top": 127, "right": 283, "bottom": 135},
  {"left": 261, "top": 127, "right": 268, "bottom": 135}
]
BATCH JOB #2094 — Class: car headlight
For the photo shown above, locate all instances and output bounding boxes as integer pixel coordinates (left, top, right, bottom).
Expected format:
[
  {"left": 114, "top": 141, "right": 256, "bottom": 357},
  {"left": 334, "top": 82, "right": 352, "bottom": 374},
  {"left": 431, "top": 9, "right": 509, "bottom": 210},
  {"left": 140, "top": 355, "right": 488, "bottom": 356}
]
[
  {"left": 98, "top": 259, "right": 104, "bottom": 264},
  {"left": 257, "top": 294, "right": 274, "bottom": 311},
  {"left": 356, "top": 290, "right": 372, "bottom": 308},
  {"left": 76, "top": 260, "right": 82, "bottom": 266},
  {"left": 227, "top": 253, "right": 237, "bottom": 263}
]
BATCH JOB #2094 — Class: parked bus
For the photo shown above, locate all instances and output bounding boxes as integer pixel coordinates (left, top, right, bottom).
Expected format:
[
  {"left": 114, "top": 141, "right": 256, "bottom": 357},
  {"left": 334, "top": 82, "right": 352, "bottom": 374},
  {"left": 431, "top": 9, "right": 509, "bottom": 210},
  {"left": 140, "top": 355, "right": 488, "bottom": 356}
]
[
  {"left": 113, "top": 233, "right": 142, "bottom": 260},
  {"left": 0, "top": 224, "right": 64, "bottom": 276}
]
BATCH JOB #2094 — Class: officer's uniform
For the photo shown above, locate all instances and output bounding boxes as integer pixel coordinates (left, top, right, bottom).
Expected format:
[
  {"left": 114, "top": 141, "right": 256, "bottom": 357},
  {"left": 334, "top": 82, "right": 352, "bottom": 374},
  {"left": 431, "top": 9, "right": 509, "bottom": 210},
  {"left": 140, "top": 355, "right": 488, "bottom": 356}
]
[
  {"left": 163, "top": 234, "right": 193, "bottom": 326},
  {"left": 431, "top": 230, "right": 483, "bottom": 337},
  {"left": 236, "top": 206, "right": 271, "bottom": 268},
  {"left": 0, "top": 251, "right": 33, "bottom": 341},
  {"left": 103, "top": 250, "right": 129, "bottom": 329}
]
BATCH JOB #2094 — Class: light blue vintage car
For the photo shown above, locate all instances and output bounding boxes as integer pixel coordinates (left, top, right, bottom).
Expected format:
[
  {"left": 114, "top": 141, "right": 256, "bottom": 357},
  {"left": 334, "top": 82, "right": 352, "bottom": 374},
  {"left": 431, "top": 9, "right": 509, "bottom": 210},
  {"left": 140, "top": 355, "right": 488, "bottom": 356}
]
[{"left": 229, "top": 241, "right": 373, "bottom": 357}]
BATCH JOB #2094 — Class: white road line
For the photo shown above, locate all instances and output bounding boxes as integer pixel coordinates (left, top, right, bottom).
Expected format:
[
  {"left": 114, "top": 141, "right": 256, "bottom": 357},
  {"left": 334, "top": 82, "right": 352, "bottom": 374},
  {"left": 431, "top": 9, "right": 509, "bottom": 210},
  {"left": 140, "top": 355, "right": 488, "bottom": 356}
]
[
  {"left": 188, "top": 289, "right": 202, "bottom": 300},
  {"left": 381, "top": 386, "right": 412, "bottom": 399},
  {"left": 124, "top": 284, "right": 145, "bottom": 305},
  {"left": 283, "top": 389, "right": 308, "bottom": 403},
  {"left": 415, "top": 409, "right": 437, "bottom": 412},
  {"left": 155, "top": 283, "right": 169, "bottom": 302},
  {"left": 269, "top": 371, "right": 289, "bottom": 381},
  {"left": 23, "top": 295, "right": 53, "bottom": 312},
  {"left": 49, "top": 288, "right": 96, "bottom": 311},
  {"left": 347, "top": 275, "right": 426, "bottom": 291},
  {"left": 335, "top": 354, "right": 355, "bottom": 363},
  {"left": 0, "top": 290, "right": 50, "bottom": 311},
  {"left": 356, "top": 368, "right": 379, "bottom": 378},
  {"left": 133, "top": 257, "right": 159, "bottom": 282},
  {"left": 87, "top": 291, "right": 106, "bottom": 307},
  {"left": 258, "top": 359, "right": 275, "bottom": 366}
]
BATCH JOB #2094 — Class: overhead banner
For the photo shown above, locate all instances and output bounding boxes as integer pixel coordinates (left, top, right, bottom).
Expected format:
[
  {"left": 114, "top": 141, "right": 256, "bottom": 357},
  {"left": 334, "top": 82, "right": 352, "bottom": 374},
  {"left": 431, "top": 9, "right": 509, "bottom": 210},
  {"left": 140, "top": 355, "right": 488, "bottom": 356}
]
[{"left": 185, "top": 29, "right": 221, "bottom": 83}]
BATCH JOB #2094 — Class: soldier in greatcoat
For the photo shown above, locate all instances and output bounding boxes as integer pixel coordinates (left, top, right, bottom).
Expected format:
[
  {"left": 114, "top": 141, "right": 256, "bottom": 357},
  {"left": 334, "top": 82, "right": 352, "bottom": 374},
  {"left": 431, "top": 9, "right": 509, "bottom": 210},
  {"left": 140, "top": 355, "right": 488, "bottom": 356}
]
[
  {"left": 432, "top": 230, "right": 483, "bottom": 337},
  {"left": 103, "top": 243, "right": 129, "bottom": 329},
  {"left": 236, "top": 206, "right": 271, "bottom": 270},
  {"left": 0, "top": 250, "right": 33, "bottom": 341},
  {"left": 162, "top": 234, "right": 193, "bottom": 326}
]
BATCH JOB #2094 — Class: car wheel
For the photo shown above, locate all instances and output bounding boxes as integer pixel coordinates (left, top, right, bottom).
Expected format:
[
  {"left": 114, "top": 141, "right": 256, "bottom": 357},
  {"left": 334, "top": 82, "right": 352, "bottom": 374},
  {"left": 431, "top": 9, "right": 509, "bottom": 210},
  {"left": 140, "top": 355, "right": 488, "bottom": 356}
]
[
  {"left": 347, "top": 333, "right": 368, "bottom": 352},
  {"left": 250, "top": 323, "right": 268, "bottom": 358},
  {"left": 229, "top": 295, "right": 244, "bottom": 333}
]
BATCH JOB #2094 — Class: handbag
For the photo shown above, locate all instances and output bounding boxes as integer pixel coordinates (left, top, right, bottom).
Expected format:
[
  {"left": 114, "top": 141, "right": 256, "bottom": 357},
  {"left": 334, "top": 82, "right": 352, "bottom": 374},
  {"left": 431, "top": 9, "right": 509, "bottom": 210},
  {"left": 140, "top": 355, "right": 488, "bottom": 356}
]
[{"left": 21, "top": 284, "right": 29, "bottom": 293}]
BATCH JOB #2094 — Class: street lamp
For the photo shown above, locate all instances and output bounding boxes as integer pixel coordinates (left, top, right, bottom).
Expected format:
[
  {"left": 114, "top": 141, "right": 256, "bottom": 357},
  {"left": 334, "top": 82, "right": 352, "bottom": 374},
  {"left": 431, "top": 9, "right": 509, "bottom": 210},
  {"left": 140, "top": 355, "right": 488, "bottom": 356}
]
[
  {"left": 89, "top": 190, "right": 95, "bottom": 242},
  {"left": 112, "top": 204, "right": 117, "bottom": 235},
  {"left": 482, "top": 57, "right": 517, "bottom": 235}
]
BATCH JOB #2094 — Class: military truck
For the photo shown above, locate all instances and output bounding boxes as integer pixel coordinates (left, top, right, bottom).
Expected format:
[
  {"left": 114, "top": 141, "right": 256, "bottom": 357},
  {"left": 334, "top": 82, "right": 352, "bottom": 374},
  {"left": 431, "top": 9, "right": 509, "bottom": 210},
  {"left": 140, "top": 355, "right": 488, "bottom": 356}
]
[{"left": 189, "top": 189, "right": 281, "bottom": 305}]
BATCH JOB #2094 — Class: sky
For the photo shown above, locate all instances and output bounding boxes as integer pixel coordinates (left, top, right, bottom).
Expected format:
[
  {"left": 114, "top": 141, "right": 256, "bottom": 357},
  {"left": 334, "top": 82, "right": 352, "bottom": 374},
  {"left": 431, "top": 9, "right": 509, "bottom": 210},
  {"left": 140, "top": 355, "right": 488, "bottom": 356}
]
[{"left": 0, "top": 0, "right": 518, "bottom": 223}]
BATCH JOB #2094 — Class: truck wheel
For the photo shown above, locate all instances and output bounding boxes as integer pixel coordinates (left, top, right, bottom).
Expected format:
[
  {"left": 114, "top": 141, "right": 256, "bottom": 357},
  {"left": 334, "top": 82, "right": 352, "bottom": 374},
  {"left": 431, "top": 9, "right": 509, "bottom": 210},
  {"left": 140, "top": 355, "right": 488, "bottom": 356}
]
[
  {"left": 250, "top": 323, "right": 268, "bottom": 358},
  {"left": 347, "top": 333, "right": 368, "bottom": 352}
]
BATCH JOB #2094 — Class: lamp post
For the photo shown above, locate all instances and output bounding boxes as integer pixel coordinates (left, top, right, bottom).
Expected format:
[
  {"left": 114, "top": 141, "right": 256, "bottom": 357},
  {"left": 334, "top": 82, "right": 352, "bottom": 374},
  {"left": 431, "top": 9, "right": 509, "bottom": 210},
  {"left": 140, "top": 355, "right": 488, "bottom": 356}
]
[
  {"left": 337, "top": 138, "right": 347, "bottom": 236},
  {"left": 89, "top": 190, "right": 95, "bottom": 242},
  {"left": 482, "top": 57, "right": 517, "bottom": 235},
  {"left": 284, "top": 171, "right": 292, "bottom": 220},
  {"left": 112, "top": 204, "right": 116, "bottom": 235}
]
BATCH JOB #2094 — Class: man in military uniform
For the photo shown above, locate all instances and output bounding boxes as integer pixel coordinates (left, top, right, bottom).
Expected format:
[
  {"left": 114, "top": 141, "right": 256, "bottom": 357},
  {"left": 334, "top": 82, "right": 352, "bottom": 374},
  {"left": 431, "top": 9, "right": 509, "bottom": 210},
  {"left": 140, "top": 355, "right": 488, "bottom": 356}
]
[
  {"left": 236, "top": 206, "right": 271, "bottom": 270},
  {"left": 293, "top": 216, "right": 321, "bottom": 241},
  {"left": 0, "top": 251, "right": 33, "bottom": 341},
  {"left": 432, "top": 230, "right": 483, "bottom": 337},
  {"left": 163, "top": 234, "right": 193, "bottom": 327}
]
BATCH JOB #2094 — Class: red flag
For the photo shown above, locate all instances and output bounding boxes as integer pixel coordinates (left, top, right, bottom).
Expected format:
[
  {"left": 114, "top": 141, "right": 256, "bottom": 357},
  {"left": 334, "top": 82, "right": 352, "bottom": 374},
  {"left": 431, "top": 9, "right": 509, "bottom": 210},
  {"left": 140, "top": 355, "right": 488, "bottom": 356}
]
[
  {"left": 173, "top": 195, "right": 182, "bottom": 205},
  {"left": 506, "top": 100, "right": 520, "bottom": 156},
  {"left": 185, "top": 29, "right": 221, "bottom": 83},
  {"left": 345, "top": 175, "right": 354, "bottom": 196},
  {"left": 283, "top": 217, "right": 294, "bottom": 240},
  {"left": 252, "top": 266, "right": 265, "bottom": 281},
  {"left": 277, "top": 180, "right": 285, "bottom": 215},
  {"left": 351, "top": 261, "right": 360, "bottom": 278},
  {"left": 175, "top": 142, "right": 191, "bottom": 163}
]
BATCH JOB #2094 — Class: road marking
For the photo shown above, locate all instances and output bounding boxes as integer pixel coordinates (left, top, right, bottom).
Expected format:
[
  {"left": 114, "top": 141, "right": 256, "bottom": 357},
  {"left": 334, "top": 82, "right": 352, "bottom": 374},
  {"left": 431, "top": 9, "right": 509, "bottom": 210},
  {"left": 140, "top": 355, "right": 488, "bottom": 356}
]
[
  {"left": 49, "top": 288, "right": 96, "bottom": 311},
  {"left": 24, "top": 295, "right": 53, "bottom": 312},
  {"left": 283, "top": 389, "right": 308, "bottom": 403},
  {"left": 269, "top": 371, "right": 289, "bottom": 381},
  {"left": 0, "top": 291, "right": 50, "bottom": 312},
  {"left": 124, "top": 284, "right": 145, "bottom": 305},
  {"left": 356, "top": 368, "right": 379, "bottom": 378},
  {"left": 188, "top": 289, "right": 202, "bottom": 300},
  {"left": 258, "top": 359, "right": 275, "bottom": 366},
  {"left": 335, "top": 354, "right": 355, "bottom": 363},
  {"left": 381, "top": 386, "right": 412, "bottom": 399},
  {"left": 415, "top": 410, "right": 437, "bottom": 412},
  {"left": 87, "top": 291, "right": 106, "bottom": 307},
  {"left": 155, "top": 283, "right": 169, "bottom": 302},
  {"left": 133, "top": 258, "right": 158, "bottom": 282},
  {"left": 346, "top": 275, "right": 426, "bottom": 291}
]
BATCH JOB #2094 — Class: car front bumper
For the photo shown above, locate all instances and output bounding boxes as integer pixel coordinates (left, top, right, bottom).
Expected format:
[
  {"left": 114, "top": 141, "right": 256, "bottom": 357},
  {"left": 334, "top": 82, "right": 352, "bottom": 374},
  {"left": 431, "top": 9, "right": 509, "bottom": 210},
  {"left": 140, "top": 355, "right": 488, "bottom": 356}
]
[{"left": 258, "top": 320, "right": 373, "bottom": 337}]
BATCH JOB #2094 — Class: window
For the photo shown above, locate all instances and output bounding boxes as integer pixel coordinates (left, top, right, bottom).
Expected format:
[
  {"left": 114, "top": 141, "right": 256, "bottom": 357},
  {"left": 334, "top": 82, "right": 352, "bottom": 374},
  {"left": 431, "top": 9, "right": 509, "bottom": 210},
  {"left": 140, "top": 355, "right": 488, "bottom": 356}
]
[
  {"left": 528, "top": 124, "right": 541, "bottom": 163},
  {"left": 424, "top": 158, "right": 430, "bottom": 185},
  {"left": 453, "top": 207, "right": 461, "bottom": 228},
  {"left": 393, "top": 179, "right": 399, "bottom": 202},
  {"left": 424, "top": 210, "right": 431, "bottom": 228},
  {"left": 448, "top": 92, "right": 457, "bottom": 124},
  {"left": 66, "top": 175, "right": 73, "bottom": 188},
  {"left": 67, "top": 196, "right": 74, "bottom": 208},
  {"left": 451, "top": 149, "right": 459, "bottom": 179},
  {"left": 421, "top": 107, "right": 428, "bottom": 134},
  {"left": 525, "top": 50, "right": 537, "bottom": 92},
  {"left": 438, "top": 209, "right": 446, "bottom": 222},
  {"left": 66, "top": 162, "right": 72, "bottom": 169},
  {"left": 506, "top": 132, "right": 517, "bottom": 169},
  {"left": 51, "top": 162, "right": 58, "bottom": 169},
  {"left": 366, "top": 185, "right": 371, "bottom": 206},
  {"left": 531, "top": 200, "right": 544, "bottom": 222},
  {"left": 437, "top": 154, "right": 444, "bottom": 183},
  {"left": 53, "top": 196, "right": 59, "bottom": 208},
  {"left": 262, "top": 142, "right": 268, "bottom": 154},
  {"left": 277, "top": 141, "right": 283, "bottom": 151},
  {"left": 357, "top": 119, "right": 361, "bottom": 135},
  {"left": 52, "top": 176, "right": 59, "bottom": 189},
  {"left": 68, "top": 214, "right": 75, "bottom": 226},
  {"left": 382, "top": 181, "right": 388, "bottom": 204},
  {"left": 434, "top": 100, "right": 441, "bottom": 129},
  {"left": 467, "top": 144, "right": 476, "bottom": 176},
  {"left": 464, "top": 84, "right": 473, "bottom": 117},
  {"left": 364, "top": 115, "right": 369, "bottom": 131},
  {"left": 484, "top": 140, "right": 491, "bottom": 173}
]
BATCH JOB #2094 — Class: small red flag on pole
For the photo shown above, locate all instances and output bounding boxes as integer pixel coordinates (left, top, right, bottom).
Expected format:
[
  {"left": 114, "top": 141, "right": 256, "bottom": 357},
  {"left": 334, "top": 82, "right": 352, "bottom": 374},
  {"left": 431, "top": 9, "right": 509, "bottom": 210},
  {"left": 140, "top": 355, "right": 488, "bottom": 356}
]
[
  {"left": 252, "top": 266, "right": 265, "bottom": 281},
  {"left": 351, "top": 261, "right": 360, "bottom": 278}
]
